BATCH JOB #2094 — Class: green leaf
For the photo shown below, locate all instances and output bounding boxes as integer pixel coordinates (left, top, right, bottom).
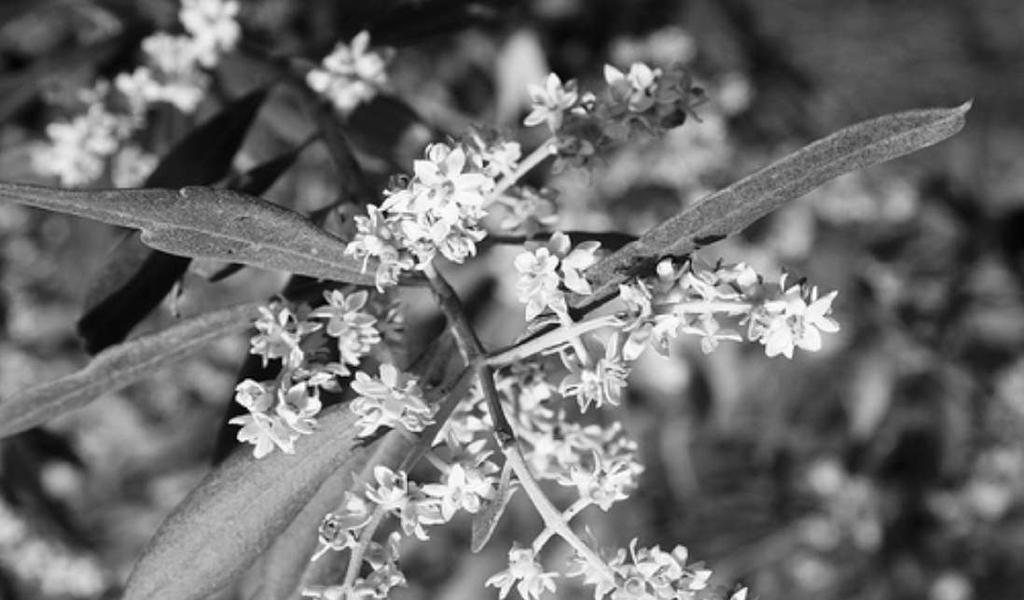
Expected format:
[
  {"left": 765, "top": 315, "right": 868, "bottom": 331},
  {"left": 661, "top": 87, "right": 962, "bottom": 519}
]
[
  {"left": 0, "top": 302, "right": 261, "bottom": 439},
  {"left": 0, "top": 183, "right": 377, "bottom": 285},
  {"left": 122, "top": 406, "right": 365, "bottom": 600},
  {"left": 573, "top": 102, "right": 972, "bottom": 313}
]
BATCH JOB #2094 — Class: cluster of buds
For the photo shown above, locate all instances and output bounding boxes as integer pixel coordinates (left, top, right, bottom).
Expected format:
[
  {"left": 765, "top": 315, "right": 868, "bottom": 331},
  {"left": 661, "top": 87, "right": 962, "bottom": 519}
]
[
  {"left": 33, "top": 0, "right": 241, "bottom": 186},
  {"left": 306, "top": 31, "right": 393, "bottom": 116},
  {"left": 346, "top": 135, "right": 522, "bottom": 289},
  {"left": 231, "top": 291, "right": 384, "bottom": 458},
  {"left": 525, "top": 63, "right": 705, "bottom": 169}
]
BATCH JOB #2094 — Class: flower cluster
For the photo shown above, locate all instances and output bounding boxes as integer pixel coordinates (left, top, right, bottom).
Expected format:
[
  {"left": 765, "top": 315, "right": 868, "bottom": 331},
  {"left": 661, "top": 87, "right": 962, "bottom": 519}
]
[
  {"left": 33, "top": 97, "right": 140, "bottom": 187},
  {"left": 524, "top": 63, "right": 705, "bottom": 169},
  {"left": 116, "top": 0, "right": 240, "bottom": 113},
  {"left": 566, "top": 540, "right": 720, "bottom": 600},
  {"left": 307, "top": 31, "right": 393, "bottom": 116},
  {"left": 33, "top": 0, "right": 241, "bottom": 186},
  {"left": 514, "top": 231, "right": 600, "bottom": 320},
  {"left": 231, "top": 292, "right": 383, "bottom": 458},
  {"left": 618, "top": 257, "right": 840, "bottom": 360},
  {"left": 349, "top": 364, "right": 434, "bottom": 438},
  {"left": 346, "top": 138, "right": 522, "bottom": 289},
  {"left": 308, "top": 456, "right": 500, "bottom": 599}
]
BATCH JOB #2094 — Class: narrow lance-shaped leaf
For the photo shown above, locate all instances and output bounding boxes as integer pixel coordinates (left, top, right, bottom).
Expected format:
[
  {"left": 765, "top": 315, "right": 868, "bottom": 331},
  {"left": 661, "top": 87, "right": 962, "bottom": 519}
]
[
  {"left": 207, "top": 137, "right": 319, "bottom": 283},
  {"left": 122, "top": 406, "right": 366, "bottom": 600},
  {"left": 471, "top": 459, "right": 516, "bottom": 552},
  {"left": 0, "top": 302, "right": 261, "bottom": 439},
  {"left": 573, "top": 102, "right": 972, "bottom": 313},
  {"left": 0, "top": 183, "right": 377, "bottom": 285},
  {"left": 78, "top": 88, "right": 270, "bottom": 353}
]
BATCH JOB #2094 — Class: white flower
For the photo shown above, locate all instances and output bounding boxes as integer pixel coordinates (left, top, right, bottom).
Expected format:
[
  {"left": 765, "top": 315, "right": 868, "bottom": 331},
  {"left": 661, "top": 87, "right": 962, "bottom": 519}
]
[
  {"left": 749, "top": 280, "right": 840, "bottom": 359},
  {"left": 229, "top": 378, "right": 319, "bottom": 458},
  {"left": 275, "top": 381, "right": 321, "bottom": 435},
  {"left": 121, "top": 33, "right": 211, "bottom": 113},
  {"left": 249, "top": 304, "right": 318, "bottom": 368},
  {"left": 307, "top": 31, "right": 391, "bottom": 115},
  {"left": 350, "top": 364, "right": 435, "bottom": 437},
  {"left": 605, "top": 63, "right": 660, "bottom": 113},
  {"left": 111, "top": 145, "right": 157, "bottom": 187},
  {"left": 229, "top": 412, "right": 296, "bottom": 458},
  {"left": 559, "top": 337, "right": 630, "bottom": 412},
  {"left": 309, "top": 290, "right": 381, "bottom": 370},
  {"left": 514, "top": 232, "right": 601, "bottom": 320},
  {"left": 34, "top": 104, "right": 133, "bottom": 186},
  {"left": 421, "top": 462, "right": 497, "bottom": 521},
  {"left": 486, "top": 544, "right": 558, "bottom": 600},
  {"left": 680, "top": 313, "right": 742, "bottom": 354},
  {"left": 179, "top": 0, "right": 241, "bottom": 67},
  {"left": 514, "top": 246, "right": 563, "bottom": 320},
  {"left": 365, "top": 466, "right": 412, "bottom": 512},
  {"left": 525, "top": 72, "right": 579, "bottom": 131},
  {"left": 559, "top": 454, "right": 639, "bottom": 511},
  {"left": 314, "top": 493, "right": 372, "bottom": 557}
]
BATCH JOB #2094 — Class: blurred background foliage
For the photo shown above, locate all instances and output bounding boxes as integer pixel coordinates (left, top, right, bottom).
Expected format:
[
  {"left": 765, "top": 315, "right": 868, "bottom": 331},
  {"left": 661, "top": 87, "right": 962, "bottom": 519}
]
[{"left": 1, "top": 0, "right": 1022, "bottom": 599}]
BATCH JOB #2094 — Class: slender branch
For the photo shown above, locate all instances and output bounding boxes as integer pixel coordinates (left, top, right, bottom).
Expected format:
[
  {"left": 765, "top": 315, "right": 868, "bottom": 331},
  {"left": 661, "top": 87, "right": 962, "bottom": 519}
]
[
  {"left": 421, "top": 263, "right": 516, "bottom": 445},
  {"left": 490, "top": 138, "right": 557, "bottom": 200},
  {"left": 531, "top": 498, "right": 591, "bottom": 553},
  {"left": 422, "top": 262, "right": 613, "bottom": 584},
  {"left": 487, "top": 314, "right": 622, "bottom": 367},
  {"left": 339, "top": 507, "right": 387, "bottom": 592},
  {"left": 653, "top": 300, "right": 753, "bottom": 315},
  {"left": 505, "top": 447, "right": 615, "bottom": 583},
  {"left": 482, "top": 230, "right": 638, "bottom": 251}
]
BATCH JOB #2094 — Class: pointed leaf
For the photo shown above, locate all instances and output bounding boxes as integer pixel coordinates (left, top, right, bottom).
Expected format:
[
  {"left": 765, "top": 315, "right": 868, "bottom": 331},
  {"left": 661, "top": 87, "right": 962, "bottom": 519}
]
[
  {"left": 0, "top": 183, "right": 377, "bottom": 285},
  {"left": 122, "top": 406, "right": 365, "bottom": 600},
  {"left": 0, "top": 302, "right": 261, "bottom": 439},
  {"left": 574, "top": 102, "right": 971, "bottom": 312},
  {"left": 144, "top": 88, "right": 270, "bottom": 188},
  {"left": 208, "top": 138, "right": 318, "bottom": 283},
  {"left": 471, "top": 459, "right": 516, "bottom": 552},
  {"left": 77, "top": 88, "right": 270, "bottom": 353}
]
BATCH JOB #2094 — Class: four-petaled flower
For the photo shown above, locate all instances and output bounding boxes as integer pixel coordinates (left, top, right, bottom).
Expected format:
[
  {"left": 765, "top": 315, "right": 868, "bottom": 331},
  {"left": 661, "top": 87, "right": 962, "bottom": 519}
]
[
  {"left": 310, "top": 290, "right": 381, "bottom": 371},
  {"left": 524, "top": 73, "right": 579, "bottom": 131},
  {"left": 422, "top": 462, "right": 498, "bottom": 521},
  {"left": 307, "top": 31, "right": 391, "bottom": 115},
  {"left": 350, "top": 364, "right": 435, "bottom": 437},
  {"left": 250, "top": 304, "right": 319, "bottom": 368},
  {"left": 514, "top": 231, "right": 601, "bottom": 320},
  {"left": 748, "top": 277, "right": 840, "bottom": 358},
  {"left": 486, "top": 544, "right": 558, "bottom": 600}
]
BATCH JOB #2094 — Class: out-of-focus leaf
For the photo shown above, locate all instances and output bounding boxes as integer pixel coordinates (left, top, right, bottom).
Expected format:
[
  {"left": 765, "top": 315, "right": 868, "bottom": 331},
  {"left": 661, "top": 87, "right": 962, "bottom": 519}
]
[
  {"left": 471, "top": 459, "right": 516, "bottom": 552},
  {"left": 77, "top": 88, "right": 271, "bottom": 353},
  {"left": 122, "top": 406, "right": 365, "bottom": 600},
  {"left": 145, "top": 88, "right": 269, "bottom": 188},
  {"left": 344, "top": 94, "right": 430, "bottom": 166},
  {"left": 0, "top": 302, "right": 261, "bottom": 439},
  {"left": 313, "top": 102, "right": 372, "bottom": 206},
  {"left": 368, "top": 0, "right": 506, "bottom": 46},
  {"left": 0, "top": 183, "right": 377, "bottom": 285},
  {"left": 0, "top": 33, "right": 126, "bottom": 124},
  {"left": 573, "top": 102, "right": 972, "bottom": 313}
]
